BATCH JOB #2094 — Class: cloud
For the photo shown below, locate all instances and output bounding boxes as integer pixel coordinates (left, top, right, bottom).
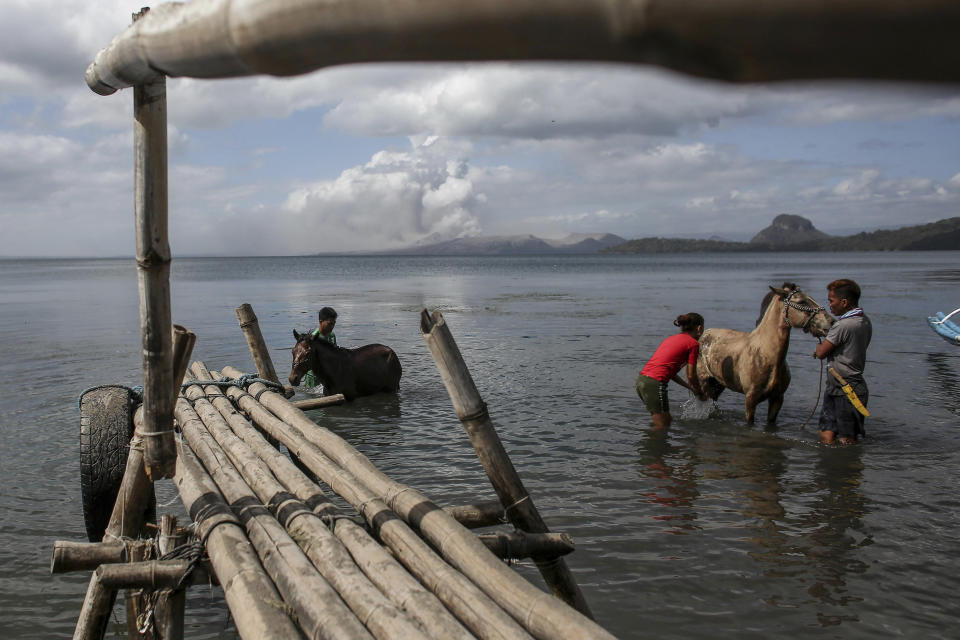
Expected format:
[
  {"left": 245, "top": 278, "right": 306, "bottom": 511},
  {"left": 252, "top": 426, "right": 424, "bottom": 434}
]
[{"left": 280, "top": 136, "right": 483, "bottom": 252}]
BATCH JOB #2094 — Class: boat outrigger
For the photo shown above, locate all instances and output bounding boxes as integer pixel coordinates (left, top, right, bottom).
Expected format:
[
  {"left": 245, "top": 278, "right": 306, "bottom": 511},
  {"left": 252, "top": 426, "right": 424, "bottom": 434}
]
[{"left": 928, "top": 309, "right": 960, "bottom": 346}]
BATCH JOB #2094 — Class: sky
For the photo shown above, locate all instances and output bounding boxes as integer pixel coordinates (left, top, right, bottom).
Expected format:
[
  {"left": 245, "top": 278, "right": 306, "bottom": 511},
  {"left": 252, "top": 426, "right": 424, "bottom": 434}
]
[{"left": 2, "top": 0, "right": 959, "bottom": 257}]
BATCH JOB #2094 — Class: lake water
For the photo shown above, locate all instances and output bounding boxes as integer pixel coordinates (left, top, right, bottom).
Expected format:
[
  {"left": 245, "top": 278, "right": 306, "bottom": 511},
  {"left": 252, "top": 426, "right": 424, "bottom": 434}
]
[{"left": 1, "top": 252, "right": 958, "bottom": 638}]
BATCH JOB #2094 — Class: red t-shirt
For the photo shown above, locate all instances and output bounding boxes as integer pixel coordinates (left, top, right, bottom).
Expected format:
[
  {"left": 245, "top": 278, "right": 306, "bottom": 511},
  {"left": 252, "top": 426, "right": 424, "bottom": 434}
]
[{"left": 640, "top": 333, "right": 700, "bottom": 383}]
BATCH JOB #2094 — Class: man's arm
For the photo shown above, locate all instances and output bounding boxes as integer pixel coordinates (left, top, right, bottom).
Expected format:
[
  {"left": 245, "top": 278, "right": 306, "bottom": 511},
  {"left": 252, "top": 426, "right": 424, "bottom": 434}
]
[{"left": 814, "top": 339, "right": 835, "bottom": 359}]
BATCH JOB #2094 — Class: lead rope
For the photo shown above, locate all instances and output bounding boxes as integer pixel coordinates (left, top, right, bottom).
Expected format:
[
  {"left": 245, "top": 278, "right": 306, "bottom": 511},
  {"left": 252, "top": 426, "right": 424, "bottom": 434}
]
[{"left": 799, "top": 337, "right": 824, "bottom": 430}]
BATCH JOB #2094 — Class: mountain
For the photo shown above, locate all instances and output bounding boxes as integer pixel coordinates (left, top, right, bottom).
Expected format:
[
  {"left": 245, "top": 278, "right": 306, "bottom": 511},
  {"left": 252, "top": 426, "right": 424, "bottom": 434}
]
[
  {"left": 603, "top": 215, "right": 960, "bottom": 254},
  {"left": 389, "top": 232, "right": 626, "bottom": 255},
  {"left": 749, "top": 214, "right": 832, "bottom": 248}
]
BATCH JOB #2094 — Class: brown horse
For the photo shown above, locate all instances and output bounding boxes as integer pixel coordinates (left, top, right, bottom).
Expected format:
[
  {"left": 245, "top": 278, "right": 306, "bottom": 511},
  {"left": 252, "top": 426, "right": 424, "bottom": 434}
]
[
  {"left": 697, "top": 285, "right": 834, "bottom": 424},
  {"left": 289, "top": 330, "right": 402, "bottom": 401}
]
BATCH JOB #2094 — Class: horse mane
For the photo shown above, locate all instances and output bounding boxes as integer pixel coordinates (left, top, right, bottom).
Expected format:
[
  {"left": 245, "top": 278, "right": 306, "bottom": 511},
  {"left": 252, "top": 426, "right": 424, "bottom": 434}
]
[{"left": 756, "top": 282, "right": 797, "bottom": 326}]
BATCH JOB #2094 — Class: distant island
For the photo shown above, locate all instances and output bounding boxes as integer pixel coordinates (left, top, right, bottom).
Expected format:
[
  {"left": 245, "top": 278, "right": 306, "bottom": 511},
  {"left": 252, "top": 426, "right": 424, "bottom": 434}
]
[
  {"left": 334, "top": 215, "right": 959, "bottom": 256},
  {"left": 602, "top": 214, "right": 960, "bottom": 254},
  {"left": 358, "top": 232, "right": 628, "bottom": 256}
]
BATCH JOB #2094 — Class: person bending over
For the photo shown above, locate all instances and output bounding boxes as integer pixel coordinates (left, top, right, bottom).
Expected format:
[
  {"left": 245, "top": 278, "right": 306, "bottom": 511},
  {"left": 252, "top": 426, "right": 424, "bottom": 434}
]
[{"left": 636, "top": 313, "right": 707, "bottom": 429}]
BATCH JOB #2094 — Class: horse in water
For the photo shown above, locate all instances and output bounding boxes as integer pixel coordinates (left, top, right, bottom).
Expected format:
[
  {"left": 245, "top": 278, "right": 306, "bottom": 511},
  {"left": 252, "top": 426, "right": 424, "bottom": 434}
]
[
  {"left": 289, "top": 330, "right": 402, "bottom": 401},
  {"left": 697, "top": 284, "right": 834, "bottom": 424}
]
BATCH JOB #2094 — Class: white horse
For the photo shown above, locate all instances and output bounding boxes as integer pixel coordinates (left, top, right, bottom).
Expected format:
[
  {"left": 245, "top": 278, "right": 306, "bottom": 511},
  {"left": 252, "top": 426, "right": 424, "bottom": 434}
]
[{"left": 697, "top": 285, "right": 834, "bottom": 424}]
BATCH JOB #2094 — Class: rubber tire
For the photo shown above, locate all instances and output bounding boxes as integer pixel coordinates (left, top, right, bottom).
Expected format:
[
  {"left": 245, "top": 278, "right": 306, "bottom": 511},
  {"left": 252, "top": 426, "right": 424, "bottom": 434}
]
[{"left": 79, "top": 387, "right": 138, "bottom": 542}]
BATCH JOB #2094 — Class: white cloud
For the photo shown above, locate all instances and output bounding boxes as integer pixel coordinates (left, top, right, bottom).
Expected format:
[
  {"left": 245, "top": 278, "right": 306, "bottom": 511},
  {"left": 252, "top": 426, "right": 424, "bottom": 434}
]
[{"left": 280, "top": 137, "right": 483, "bottom": 252}]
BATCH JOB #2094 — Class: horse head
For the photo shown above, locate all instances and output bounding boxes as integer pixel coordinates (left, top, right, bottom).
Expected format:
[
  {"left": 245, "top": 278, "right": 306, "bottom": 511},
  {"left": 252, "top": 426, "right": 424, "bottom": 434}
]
[
  {"left": 771, "top": 285, "right": 835, "bottom": 337},
  {"left": 288, "top": 329, "right": 316, "bottom": 386}
]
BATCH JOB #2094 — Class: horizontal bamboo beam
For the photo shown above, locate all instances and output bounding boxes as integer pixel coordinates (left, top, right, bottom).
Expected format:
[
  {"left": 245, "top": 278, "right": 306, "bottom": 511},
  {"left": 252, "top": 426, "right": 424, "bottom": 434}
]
[
  {"left": 96, "top": 560, "right": 212, "bottom": 590},
  {"left": 87, "top": 0, "right": 960, "bottom": 96},
  {"left": 477, "top": 532, "right": 575, "bottom": 560},
  {"left": 293, "top": 394, "right": 347, "bottom": 410},
  {"left": 444, "top": 501, "right": 506, "bottom": 529},
  {"left": 51, "top": 541, "right": 151, "bottom": 574}
]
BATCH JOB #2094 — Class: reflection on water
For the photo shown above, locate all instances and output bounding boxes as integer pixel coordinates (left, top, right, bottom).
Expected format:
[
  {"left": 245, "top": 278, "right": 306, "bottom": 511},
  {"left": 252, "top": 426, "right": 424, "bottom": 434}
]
[{"left": 637, "top": 428, "right": 700, "bottom": 534}]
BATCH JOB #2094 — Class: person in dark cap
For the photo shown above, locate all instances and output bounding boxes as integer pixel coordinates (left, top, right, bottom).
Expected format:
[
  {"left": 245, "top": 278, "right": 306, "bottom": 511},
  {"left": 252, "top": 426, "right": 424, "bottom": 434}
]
[{"left": 304, "top": 307, "right": 338, "bottom": 388}]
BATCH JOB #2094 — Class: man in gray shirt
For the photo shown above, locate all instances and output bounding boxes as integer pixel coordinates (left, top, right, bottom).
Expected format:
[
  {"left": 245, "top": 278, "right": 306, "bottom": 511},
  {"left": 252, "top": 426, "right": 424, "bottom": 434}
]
[{"left": 814, "top": 279, "right": 872, "bottom": 444}]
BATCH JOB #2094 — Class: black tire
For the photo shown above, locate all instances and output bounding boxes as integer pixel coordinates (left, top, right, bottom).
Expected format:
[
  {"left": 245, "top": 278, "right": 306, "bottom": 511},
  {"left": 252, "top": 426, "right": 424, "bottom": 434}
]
[{"left": 79, "top": 387, "right": 138, "bottom": 542}]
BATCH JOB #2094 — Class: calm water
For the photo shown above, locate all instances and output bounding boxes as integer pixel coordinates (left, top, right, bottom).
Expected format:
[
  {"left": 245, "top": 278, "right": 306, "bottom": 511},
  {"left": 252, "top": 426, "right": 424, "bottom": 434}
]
[{"left": 1, "top": 253, "right": 958, "bottom": 638}]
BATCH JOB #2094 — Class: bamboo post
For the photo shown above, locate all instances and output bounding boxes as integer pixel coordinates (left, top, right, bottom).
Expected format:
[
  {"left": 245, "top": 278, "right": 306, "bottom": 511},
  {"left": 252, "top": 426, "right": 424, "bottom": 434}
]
[
  {"left": 72, "top": 571, "right": 114, "bottom": 640},
  {"left": 173, "top": 446, "right": 302, "bottom": 638},
  {"left": 222, "top": 366, "right": 614, "bottom": 640},
  {"left": 189, "top": 364, "right": 474, "bottom": 640},
  {"left": 135, "top": 69, "right": 176, "bottom": 481},
  {"left": 419, "top": 309, "right": 594, "bottom": 618},
  {"left": 153, "top": 515, "right": 186, "bottom": 640},
  {"left": 213, "top": 366, "right": 530, "bottom": 640},
  {"left": 235, "top": 303, "right": 280, "bottom": 384},
  {"left": 477, "top": 532, "right": 575, "bottom": 560}
]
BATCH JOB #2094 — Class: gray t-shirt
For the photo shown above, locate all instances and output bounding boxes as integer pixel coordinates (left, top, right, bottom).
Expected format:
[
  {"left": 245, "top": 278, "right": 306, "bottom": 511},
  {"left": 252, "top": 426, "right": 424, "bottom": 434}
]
[{"left": 825, "top": 313, "right": 872, "bottom": 398}]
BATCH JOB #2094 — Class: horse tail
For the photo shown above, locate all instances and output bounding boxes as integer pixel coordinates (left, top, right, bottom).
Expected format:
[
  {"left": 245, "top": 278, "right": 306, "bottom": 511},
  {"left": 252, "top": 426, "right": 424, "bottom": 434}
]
[{"left": 385, "top": 349, "right": 402, "bottom": 388}]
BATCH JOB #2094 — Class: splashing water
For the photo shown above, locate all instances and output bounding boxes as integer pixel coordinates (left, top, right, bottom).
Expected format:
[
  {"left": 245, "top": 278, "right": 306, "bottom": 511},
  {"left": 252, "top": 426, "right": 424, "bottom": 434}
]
[{"left": 680, "top": 393, "right": 717, "bottom": 420}]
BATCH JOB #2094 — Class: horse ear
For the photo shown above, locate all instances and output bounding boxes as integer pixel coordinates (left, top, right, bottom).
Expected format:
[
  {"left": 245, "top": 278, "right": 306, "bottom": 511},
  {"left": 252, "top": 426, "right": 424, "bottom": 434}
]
[
  {"left": 770, "top": 285, "right": 788, "bottom": 297},
  {"left": 293, "top": 329, "right": 301, "bottom": 341}
]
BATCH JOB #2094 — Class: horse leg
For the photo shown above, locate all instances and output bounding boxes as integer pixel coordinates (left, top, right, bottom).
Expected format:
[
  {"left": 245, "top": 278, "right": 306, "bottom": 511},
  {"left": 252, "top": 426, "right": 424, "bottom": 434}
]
[
  {"left": 766, "top": 393, "right": 784, "bottom": 425},
  {"left": 744, "top": 390, "right": 761, "bottom": 424}
]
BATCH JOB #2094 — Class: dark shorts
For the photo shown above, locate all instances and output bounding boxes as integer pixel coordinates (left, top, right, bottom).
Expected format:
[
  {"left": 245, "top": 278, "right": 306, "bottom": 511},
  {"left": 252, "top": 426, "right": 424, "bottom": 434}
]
[
  {"left": 819, "top": 393, "right": 866, "bottom": 439},
  {"left": 636, "top": 374, "right": 669, "bottom": 414}
]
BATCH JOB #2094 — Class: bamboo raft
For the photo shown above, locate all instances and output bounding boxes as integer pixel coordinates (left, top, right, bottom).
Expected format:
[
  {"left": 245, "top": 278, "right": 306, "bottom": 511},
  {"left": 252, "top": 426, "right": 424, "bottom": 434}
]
[
  {"left": 57, "top": 304, "right": 607, "bottom": 639},
  {"left": 60, "top": 0, "right": 960, "bottom": 637}
]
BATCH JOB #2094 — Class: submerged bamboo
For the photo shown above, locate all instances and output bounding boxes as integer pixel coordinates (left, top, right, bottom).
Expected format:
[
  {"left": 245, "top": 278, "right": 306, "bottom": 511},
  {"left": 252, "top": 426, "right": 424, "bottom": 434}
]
[{"left": 221, "top": 366, "right": 612, "bottom": 640}]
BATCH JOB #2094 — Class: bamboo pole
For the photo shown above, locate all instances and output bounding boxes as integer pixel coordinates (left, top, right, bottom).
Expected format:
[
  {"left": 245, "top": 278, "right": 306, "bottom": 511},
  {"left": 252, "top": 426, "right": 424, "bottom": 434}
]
[
  {"left": 173, "top": 445, "right": 303, "bottom": 639},
  {"left": 214, "top": 366, "right": 530, "bottom": 640},
  {"left": 86, "top": 0, "right": 960, "bottom": 96},
  {"left": 134, "top": 69, "right": 176, "bottom": 481},
  {"left": 72, "top": 571, "right": 114, "bottom": 640},
  {"left": 477, "top": 532, "right": 575, "bottom": 560},
  {"left": 174, "top": 396, "right": 375, "bottom": 640},
  {"left": 420, "top": 309, "right": 592, "bottom": 617},
  {"left": 235, "top": 303, "right": 281, "bottom": 385},
  {"left": 154, "top": 515, "right": 187, "bottom": 640},
  {"left": 178, "top": 375, "right": 426, "bottom": 640},
  {"left": 294, "top": 394, "right": 347, "bottom": 410},
  {"left": 190, "top": 364, "right": 474, "bottom": 640},
  {"left": 444, "top": 501, "right": 506, "bottom": 529},
  {"left": 95, "top": 560, "right": 208, "bottom": 590},
  {"left": 51, "top": 541, "right": 151, "bottom": 574},
  {"left": 221, "top": 366, "right": 612, "bottom": 640}
]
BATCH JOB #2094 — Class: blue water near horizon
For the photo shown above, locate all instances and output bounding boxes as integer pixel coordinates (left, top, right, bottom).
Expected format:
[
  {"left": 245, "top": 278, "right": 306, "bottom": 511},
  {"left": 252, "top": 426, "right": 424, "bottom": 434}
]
[{"left": 1, "top": 252, "right": 958, "bottom": 638}]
